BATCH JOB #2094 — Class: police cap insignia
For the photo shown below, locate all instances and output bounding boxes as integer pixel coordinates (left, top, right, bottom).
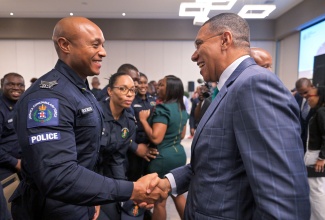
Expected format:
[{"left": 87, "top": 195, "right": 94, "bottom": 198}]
[
  {"left": 40, "top": 80, "right": 58, "bottom": 89},
  {"left": 27, "top": 98, "right": 59, "bottom": 128}
]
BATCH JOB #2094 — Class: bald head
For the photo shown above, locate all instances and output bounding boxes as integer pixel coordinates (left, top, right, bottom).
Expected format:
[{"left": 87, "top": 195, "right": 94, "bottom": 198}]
[
  {"left": 51, "top": 17, "right": 106, "bottom": 80},
  {"left": 250, "top": 47, "right": 273, "bottom": 71},
  {"left": 52, "top": 17, "right": 104, "bottom": 55}
]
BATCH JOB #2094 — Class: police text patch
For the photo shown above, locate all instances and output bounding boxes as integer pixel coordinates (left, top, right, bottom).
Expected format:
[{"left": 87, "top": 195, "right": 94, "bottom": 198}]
[
  {"left": 27, "top": 98, "right": 59, "bottom": 128},
  {"left": 29, "top": 132, "right": 61, "bottom": 145}
]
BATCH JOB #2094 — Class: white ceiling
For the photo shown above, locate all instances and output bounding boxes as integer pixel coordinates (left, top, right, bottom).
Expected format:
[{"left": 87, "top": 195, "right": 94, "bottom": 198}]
[{"left": 0, "top": 0, "right": 303, "bottom": 19}]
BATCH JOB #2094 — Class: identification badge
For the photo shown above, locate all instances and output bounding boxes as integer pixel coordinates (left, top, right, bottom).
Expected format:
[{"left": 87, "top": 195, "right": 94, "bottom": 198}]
[{"left": 79, "top": 107, "right": 93, "bottom": 115}]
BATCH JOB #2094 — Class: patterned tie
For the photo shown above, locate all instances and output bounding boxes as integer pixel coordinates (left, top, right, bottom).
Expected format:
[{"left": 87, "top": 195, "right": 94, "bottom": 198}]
[{"left": 301, "top": 100, "right": 309, "bottom": 120}]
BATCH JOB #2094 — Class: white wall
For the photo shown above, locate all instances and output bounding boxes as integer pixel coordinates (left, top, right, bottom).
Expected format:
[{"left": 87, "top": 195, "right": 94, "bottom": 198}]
[
  {"left": 277, "top": 32, "right": 300, "bottom": 90},
  {"left": 0, "top": 39, "right": 276, "bottom": 90}
]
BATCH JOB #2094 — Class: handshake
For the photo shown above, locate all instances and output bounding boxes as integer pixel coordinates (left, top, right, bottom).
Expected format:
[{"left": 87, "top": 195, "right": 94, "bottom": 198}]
[{"left": 130, "top": 173, "right": 171, "bottom": 209}]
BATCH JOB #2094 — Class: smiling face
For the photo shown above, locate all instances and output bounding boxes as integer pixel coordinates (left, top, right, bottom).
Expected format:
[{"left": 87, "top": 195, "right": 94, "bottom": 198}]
[
  {"left": 137, "top": 75, "right": 148, "bottom": 97},
  {"left": 108, "top": 75, "right": 135, "bottom": 109},
  {"left": 191, "top": 24, "right": 224, "bottom": 82},
  {"left": 3, "top": 75, "right": 25, "bottom": 101},
  {"left": 68, "top": 26, "right": 106, "bottom": 79},
  {"left": 53, "top": 17, "right": 107, "bottom": 80}
]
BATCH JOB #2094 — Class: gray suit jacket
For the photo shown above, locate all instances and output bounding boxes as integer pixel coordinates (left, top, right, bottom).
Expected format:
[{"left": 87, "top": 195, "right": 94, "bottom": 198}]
[{"left": 171, "top": 58, "right": 310, "bottom": 220}]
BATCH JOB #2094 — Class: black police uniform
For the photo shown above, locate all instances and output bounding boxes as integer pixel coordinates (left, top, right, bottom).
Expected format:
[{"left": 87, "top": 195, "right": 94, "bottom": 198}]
[
  {"left": 99, "top": 99, "right": 136, "bottom": 180},
  {"left": 0, "top": 95, "right": 21, "bottom": 181},
  {"left": 11, "top": 60, "right": 134, "bottom": 220},
  {"left": 126, "top": 93, "right": 156, "bottom": 181},
  {"left": 98, "top": 99, "right": 137, "bottom": 219}
]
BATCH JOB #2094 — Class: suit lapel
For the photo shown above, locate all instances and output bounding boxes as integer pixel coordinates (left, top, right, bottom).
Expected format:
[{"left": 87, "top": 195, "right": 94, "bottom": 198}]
[{"left": 191, "top": 57, "right": 256, "bottom": 158}]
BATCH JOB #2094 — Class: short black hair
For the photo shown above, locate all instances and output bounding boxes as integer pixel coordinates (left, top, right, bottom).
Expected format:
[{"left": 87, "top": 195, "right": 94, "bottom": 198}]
[
  {"left": 117, "top": 64, "right": 138, "bottom": 73},
  {"left": 204, "top": 13, "right": 250, "bottom": 49},
  {"left": 108, "top": 72, "right": 130, "bottom": 88},
  {"left": 139, "top": 72, "right": 148, "bottom": 80},
  {"left": 2, "top": 72, "right": 24, "bottom": 88},
  {"left": 295, "top": 78, "right": 312, "bottom": 89}
]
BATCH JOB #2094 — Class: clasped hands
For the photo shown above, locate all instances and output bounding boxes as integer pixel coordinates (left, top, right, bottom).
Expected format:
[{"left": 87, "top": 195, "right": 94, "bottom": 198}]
[{"left": 131, "top": 173, "right": 171, "bottom": 209}]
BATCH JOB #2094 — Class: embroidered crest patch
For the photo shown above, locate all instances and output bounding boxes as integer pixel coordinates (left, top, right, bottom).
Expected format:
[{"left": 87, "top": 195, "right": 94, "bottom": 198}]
[
  {"left": 121, "top": 128, "right": 129, "bottom": 139},
  {"left": 27, "top": 98, "right": 59, "bottom": 128},
  {"left": 150, "top": 101, "right": 156, "bottom": 106}
]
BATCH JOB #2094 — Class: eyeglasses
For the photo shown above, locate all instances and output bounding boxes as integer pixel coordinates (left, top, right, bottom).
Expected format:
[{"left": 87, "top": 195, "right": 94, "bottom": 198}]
[
  {"left": 113, "top": 86, "right": 137, "bottom": 95},
  {"left": 194, "top": 32, "right": 224, "bottom": 49}
]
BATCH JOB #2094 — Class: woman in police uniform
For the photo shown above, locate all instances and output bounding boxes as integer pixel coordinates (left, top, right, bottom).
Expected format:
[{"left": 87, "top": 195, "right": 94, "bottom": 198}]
[
  {"left": 127, "top": 73, "right": 156, "bottom": 182},
  {"left": 139, "top": 75, "right": 188, "bottom": 220},
  {"left": 98, "top": 72, "right": 138, "bottom": 219}
]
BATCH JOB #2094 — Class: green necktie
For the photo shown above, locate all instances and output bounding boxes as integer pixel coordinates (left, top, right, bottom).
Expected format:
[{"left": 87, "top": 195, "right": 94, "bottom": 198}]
[{"left": 212, "top": 87, "right": 219, "bottom": 100}]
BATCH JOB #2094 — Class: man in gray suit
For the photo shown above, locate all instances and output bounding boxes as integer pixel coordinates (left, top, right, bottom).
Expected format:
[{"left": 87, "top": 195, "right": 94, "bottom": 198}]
[{"left": 157, "top": 13, "right": 310, "bottom": 219}]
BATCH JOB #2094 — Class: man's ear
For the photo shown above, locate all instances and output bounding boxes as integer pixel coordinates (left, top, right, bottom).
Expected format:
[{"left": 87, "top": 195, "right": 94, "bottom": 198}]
[
  {"left": 221, "top": 31, "right": 232, "bottom": 48},
  {"left": 57, "top": 37, "right": 71, "bottom": 54}
]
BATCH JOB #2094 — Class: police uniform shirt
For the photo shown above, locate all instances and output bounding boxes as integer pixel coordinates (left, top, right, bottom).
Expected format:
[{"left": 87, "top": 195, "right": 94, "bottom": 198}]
[
  {"left": 0, "top": 95, "right": 21, "bottom": 181},
  {"left": 12, "top": 60, "right": 133, "bottom": 219},
  {"left": 132, "top": 93, "right": 156, "bottom": 143},
  {"left": 99, "top": 99, "right": 136, "bottom": 180}
]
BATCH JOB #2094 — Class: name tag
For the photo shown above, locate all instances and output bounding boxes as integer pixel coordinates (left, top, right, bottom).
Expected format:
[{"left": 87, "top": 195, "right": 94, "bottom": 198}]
[
  {"left": 29, "top": 132, "right": 61, "bottom": 145},
  {"left": 7, "top": 118, "right": 13, "bottom": 123},
  {"left": 80, "top": 107, "right": 93, "bottom": 115}
]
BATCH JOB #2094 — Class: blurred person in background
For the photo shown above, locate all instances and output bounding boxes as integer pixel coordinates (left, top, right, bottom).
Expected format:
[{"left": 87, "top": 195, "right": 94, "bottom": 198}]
[
  {"left": 0, "top": 72, "right": 25, "bottom": 219},
  {"left": 250, "top": 47, "right": 273, "bottom": 71},
  {"left": 91, "top": 76, "right": 102, "bottom": 100},
  {"left": 295, "top": 78, "right": 315, "bottom": 152},
  {"left": 305, "top": 86, "right": 325, "bottom": 220},
  {"left": 139, "top": 75, "right": 188, "bottom": 220}
]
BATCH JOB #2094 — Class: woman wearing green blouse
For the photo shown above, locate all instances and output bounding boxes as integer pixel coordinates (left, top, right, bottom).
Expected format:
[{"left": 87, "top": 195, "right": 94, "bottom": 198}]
[{"left": 139, "top": 75, "right": 188, "bottom": 220}]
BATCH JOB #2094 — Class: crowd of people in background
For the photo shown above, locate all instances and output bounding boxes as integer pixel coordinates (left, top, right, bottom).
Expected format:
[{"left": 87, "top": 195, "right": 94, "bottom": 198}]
[{"left": 1, "top": 12, "right": 325, "bottom": 220}]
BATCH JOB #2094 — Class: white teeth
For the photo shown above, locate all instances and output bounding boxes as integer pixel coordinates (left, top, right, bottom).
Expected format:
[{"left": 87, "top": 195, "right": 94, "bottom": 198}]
[{"left": 198, "top": 63, "right": 204, "bottom": 68}]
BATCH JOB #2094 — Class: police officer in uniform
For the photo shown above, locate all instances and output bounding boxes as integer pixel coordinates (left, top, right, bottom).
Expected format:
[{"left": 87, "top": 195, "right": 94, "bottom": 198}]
[
  {"left": 0, "top": 72, "right": 25, "bottom": 220},
  {"left": 11, "top": 16, "right": 167, "bottom": 220},
  {"left": 128, "top": 73, "right": 157, "bottom": 182},
  {"left": 0, "top": 73, "right": 25, "bottom": 181},
  {"left": 99, "top": 72, "right": 140, "bottom": 219}
]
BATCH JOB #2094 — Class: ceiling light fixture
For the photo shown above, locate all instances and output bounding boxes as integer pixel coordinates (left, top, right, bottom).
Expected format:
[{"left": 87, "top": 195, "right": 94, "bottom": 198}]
[
  {"left": 122, "top": 13, "right": 126, "bottom": 16},
  {"left": 70, "top": 12, "right": 74, "bottom": 16},
  {"left": 209, "top": 0, "right": 237, "bottom": 10},
  {"left": 179, "top": 0, "right": 237, "bottom": 26},
  {"left": 10, "top": 12, "right": 14, "bottom": 16},
  {"left": 238, "top": 5, "right": 276, "bottom": 19}
]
